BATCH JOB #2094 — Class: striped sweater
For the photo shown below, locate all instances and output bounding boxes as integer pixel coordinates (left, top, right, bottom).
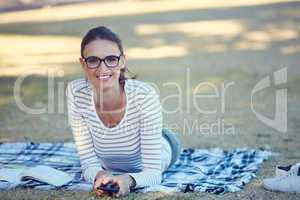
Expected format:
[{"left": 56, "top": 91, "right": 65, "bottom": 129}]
[{"left": 66, "top": 78, "right": 166, "bottom": 188}]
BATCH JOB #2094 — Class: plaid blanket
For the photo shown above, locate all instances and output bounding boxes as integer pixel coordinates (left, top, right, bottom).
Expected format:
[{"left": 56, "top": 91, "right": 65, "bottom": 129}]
[{"left": 0, "top": 142, "right": 271, "bottom": 194}]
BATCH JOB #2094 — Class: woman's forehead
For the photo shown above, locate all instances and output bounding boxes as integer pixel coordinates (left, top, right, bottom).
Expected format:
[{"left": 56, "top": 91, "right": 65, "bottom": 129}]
[{"left": 83, "top": 39, "right": 121, "bottom": 57}]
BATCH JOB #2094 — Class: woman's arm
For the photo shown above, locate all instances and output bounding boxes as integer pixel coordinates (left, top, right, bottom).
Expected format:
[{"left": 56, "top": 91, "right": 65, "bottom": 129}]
[
  {"left": 66, "top": 82, "right": 104, "bottom": 183},
  {"left": 128, "top": 86, "right": 163, "bottom": 188}
]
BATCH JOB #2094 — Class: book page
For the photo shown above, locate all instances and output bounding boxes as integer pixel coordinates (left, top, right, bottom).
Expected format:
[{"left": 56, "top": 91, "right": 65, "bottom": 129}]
[
  {"left": 20, "top": 165, "right": 73, "bottom": 187},
  {"left": 0, "top": 168, "right": 24, "bottom": 183}
]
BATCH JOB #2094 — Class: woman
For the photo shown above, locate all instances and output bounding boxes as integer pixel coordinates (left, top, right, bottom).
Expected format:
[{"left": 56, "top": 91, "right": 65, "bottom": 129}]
[{"left": 66, "top": 26, "right": 181, "bottom": 197}]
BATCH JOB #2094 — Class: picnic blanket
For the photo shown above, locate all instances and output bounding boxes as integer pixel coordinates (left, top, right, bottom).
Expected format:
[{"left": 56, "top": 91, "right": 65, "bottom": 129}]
[{"left": 0, "top": 142, "right": 271, "bottom": 194}]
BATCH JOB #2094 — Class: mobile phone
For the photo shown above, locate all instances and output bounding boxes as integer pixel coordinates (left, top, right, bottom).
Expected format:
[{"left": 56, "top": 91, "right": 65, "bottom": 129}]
[{"left": 97, "top": 182, "right": 120, "bottom": 194}]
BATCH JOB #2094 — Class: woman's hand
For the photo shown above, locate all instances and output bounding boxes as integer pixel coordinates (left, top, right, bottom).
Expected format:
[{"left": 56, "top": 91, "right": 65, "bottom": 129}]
[
  {"left": 92, "top": 170, "right": 114, "bottom": 197},
  {"left": 93, "top": 172, "right": 136, "bottom": 197},
  {"left": 109, "top": 174, "right": 136, "bottom": 197}
]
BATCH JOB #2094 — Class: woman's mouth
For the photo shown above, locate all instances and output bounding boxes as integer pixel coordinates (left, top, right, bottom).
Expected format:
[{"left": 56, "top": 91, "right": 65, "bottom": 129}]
[{"left": 96, "top": 74, "right": 112, "bottom": 80}]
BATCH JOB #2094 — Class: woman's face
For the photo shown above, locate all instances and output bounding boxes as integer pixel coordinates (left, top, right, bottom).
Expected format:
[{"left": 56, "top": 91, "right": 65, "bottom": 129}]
[{"left": 80, "top": 39, "right": 125, "bottom": 90}]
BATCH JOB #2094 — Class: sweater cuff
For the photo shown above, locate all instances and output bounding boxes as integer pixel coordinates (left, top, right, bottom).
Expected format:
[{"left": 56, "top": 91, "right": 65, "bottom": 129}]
[
  {"left": 83, "top": 165, "right": 104, "bottom": 183},
  {"left": 128, "top": 170, "right": 161, "bottom": 188}
]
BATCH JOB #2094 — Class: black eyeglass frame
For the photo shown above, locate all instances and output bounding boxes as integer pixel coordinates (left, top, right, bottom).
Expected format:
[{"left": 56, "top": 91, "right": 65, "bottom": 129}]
[{"left": 82, "top": 54, "right": 123, "bottom": 69}]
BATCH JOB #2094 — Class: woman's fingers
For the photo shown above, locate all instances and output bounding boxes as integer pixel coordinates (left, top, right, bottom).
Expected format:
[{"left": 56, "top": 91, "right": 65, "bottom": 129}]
[
  {"left": 112, "top": 177, "right": 129, "bottom": 197},
  {"left": 94, "top": 189, "right": 104, "bottom": 196},
  {"left": 112, "top": 179, "right": 122, "bottom": 196},
  {"left": 94, "top": 174, "right": 111, "bottom": 188},
  {"left": 93, "top": 173, "right": 113, "bottom": 196},
  {"left": 102, "top": 176, "right": 113, "bottom": 185},
  {"left": 93, "top": 173, "right": 131, "bottom": 197}
]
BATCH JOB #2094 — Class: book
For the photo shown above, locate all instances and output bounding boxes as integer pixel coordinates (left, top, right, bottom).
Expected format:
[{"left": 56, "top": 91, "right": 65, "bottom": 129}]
[{"left": 0, "top": 165, "right": 73, "bottom": 187}]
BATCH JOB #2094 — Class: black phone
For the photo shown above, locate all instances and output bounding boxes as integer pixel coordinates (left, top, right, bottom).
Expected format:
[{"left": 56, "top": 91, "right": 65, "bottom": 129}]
[{"left": 97, "top": 182, "right": 120, "bottom": 194}]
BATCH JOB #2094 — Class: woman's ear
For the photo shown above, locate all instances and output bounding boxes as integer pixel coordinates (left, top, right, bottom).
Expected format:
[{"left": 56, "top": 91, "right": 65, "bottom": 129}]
[{"left": 79, "top": 57, "right": 86, "bottom": 70}]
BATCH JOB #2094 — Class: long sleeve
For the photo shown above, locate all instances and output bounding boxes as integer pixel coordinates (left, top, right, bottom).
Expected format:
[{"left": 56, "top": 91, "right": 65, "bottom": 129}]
[
  {"left": 66, "top": 83, "right": 103, "bottom": 183},
  {"left": 128, "top": 86, "right": 163, "bottom": 188}
]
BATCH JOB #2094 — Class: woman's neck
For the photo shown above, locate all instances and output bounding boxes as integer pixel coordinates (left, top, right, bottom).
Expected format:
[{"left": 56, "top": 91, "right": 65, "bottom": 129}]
[{"left": 93, "top": 83, "right": 124, "bottom": 112}]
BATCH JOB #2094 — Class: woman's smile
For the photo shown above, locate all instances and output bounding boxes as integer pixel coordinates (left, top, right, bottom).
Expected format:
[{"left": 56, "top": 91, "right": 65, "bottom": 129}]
[{"left": 96, "top": 74, "right": 113, "bottom": 80}]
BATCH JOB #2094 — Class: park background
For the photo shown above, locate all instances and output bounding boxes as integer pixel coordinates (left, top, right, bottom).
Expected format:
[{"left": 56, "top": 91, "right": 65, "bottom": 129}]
[{"left": 0, "top": 0, "right": 299, "bottom": 199}]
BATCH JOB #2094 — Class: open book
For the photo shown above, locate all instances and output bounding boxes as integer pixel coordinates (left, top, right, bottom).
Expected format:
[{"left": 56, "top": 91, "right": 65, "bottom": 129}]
[{"left": 0, "top": 165, "right": 73, "bottom": 187}]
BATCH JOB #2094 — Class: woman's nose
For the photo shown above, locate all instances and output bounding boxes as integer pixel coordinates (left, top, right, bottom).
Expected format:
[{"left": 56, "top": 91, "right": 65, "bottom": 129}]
[{"left": 96, "top": 61, "right": 110, "bottom": 72}]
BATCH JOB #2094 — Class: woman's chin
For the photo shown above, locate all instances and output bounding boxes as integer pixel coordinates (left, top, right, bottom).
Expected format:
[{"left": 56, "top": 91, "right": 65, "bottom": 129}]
[{"left": 92, "top": 77, "right": 116, "bottom": 89}]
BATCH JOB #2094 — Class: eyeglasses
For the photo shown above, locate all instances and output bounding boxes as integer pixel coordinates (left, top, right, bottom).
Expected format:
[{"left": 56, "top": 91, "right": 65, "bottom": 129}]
[{"left": 83, "top": 54, "right": 122, "bottom": 69}]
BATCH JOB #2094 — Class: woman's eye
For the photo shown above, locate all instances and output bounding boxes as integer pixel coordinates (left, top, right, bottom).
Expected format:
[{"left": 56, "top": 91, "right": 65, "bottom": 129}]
[
  {"left": 87, "top": 57, "right": 98, "bottom": 63},
  {"left": 106, "top": 56, "right": 118, "bottom": 63}
]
